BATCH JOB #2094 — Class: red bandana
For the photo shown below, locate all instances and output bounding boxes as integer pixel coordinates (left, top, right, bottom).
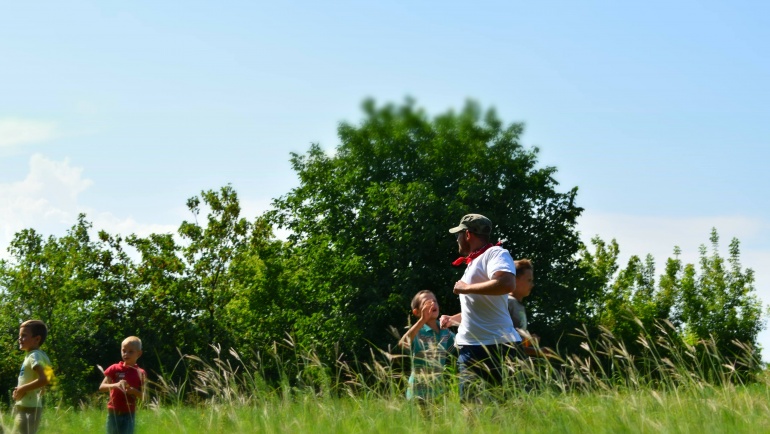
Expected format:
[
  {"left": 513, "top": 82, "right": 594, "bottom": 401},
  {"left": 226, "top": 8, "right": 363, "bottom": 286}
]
[{"left": 452, "top": 242, "right": 502, "bottom": 266}]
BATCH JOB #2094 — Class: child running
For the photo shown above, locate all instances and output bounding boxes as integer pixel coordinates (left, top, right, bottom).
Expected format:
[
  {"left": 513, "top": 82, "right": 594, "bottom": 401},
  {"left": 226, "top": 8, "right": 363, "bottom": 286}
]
[
  {"left": 399, "top": 290, "right": 455, "bottom": 400},
  {"left": 13, "top": 320, "right": 52, "bottom": 434}
]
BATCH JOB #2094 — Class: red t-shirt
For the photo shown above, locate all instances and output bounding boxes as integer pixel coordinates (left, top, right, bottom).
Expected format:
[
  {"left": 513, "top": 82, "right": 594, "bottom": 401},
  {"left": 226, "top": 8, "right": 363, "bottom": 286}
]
[{"left": 104, "top": 362, "right": 146, "bottom": 413}]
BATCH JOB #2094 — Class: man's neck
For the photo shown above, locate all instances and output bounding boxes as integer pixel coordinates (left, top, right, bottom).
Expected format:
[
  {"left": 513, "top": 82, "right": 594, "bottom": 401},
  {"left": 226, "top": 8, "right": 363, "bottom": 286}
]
[{"left": 468, "top": 240, "right": 488, "bottom": 253}]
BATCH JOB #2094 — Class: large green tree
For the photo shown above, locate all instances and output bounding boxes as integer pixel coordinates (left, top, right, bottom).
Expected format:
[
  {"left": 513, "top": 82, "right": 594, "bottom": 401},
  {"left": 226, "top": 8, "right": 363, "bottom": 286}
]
[{"left": 270, "top": 99, "right": 588, "bottom": 361}]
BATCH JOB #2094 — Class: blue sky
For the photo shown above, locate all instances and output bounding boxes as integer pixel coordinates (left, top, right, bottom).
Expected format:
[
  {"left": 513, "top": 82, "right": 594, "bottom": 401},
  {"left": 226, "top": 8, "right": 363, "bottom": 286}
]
[{"left": 2, "top": 1, "right": 769, "bottom": 355}]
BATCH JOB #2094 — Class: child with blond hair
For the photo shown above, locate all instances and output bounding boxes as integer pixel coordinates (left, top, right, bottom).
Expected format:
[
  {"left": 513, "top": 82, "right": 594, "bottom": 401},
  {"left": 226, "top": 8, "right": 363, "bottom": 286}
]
[{"left": 99, "top": 336, "right": 146, "bottom": 434}]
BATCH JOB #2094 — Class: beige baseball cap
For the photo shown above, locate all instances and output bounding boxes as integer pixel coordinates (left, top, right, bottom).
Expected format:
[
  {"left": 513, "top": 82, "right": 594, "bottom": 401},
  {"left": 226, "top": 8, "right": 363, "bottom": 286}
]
[{"left": 448, "top": 214, "right": 493, "bottom": 236}]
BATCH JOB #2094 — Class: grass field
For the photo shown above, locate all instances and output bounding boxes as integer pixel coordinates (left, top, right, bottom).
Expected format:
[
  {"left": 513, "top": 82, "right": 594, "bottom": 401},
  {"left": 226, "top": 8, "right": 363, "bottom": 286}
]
[
  {"left": 4, "top": 383, "right": 770, "bottom": 434},
  {"left": 3, "top": 327, "right": 767, "bottom": 433}
]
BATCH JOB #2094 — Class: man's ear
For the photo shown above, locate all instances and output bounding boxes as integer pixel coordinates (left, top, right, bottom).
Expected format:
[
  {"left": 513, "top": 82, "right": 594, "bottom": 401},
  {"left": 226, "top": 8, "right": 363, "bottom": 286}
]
[{"left": 412, "top": 308, "right": 420, "bottom": 317}]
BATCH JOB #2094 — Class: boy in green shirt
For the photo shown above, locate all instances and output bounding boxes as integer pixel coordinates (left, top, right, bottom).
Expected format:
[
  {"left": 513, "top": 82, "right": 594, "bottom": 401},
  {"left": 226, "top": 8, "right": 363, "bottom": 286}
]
[{"left": 13, "top": 320, "right": 52, "bottom": 434}]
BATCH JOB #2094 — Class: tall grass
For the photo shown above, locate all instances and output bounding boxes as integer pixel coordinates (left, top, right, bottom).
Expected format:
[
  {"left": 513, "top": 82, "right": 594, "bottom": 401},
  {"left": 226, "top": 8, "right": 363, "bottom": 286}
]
[{"left": 2, "top": 321, "right": 767, "bottom": 433}]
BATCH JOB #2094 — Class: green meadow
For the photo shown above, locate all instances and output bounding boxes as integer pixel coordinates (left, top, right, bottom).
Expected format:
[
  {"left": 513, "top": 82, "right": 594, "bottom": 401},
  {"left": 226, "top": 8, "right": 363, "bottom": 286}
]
[
  {"left": 3, "top": 328, "right": 768, "bottom": 434},
  {"left": 6, "top": 381, "right": 770, "bottom": 433}
]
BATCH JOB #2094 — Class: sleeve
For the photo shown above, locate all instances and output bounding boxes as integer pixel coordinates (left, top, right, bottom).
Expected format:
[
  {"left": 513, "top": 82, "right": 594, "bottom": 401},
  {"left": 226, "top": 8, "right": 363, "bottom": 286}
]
[
  {"left": 104, "top": 364, "right": 116, "bottom": 381},
  {"left": 486, "top": 249, "right": 516, "bottom": 279},
  {"left": 30, "top": 351, "right": 48, "bottom": 370}
]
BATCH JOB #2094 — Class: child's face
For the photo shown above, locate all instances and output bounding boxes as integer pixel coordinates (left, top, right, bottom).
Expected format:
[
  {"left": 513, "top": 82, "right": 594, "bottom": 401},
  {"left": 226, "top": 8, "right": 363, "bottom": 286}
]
[
  {"left": 415, "top": 293, "right": 440, "bottom": 320},
  {"left": 514, "top": 269, "right": 534, "bottom": 299},
  {"left": 18, "top": 327, "right": 40, "bottom": 352},
  {"left": 121, "top": 342, "right": 142, "bottom": 366}
]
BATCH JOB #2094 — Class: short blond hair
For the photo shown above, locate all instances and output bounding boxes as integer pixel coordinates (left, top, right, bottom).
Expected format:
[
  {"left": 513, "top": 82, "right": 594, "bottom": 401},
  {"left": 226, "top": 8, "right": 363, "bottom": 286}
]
[{"left": 122, "top": 336, "right": 142, "bottom": 351}]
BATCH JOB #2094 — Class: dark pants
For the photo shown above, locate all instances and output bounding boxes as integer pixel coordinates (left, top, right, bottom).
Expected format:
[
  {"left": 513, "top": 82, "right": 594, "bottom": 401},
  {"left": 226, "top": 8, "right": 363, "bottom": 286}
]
[
  {"left": 458, "top": 342, "right": 520, "bottom": 401},
  {"left": 107, "top": 412, "right": 136, "bottom": 434}
]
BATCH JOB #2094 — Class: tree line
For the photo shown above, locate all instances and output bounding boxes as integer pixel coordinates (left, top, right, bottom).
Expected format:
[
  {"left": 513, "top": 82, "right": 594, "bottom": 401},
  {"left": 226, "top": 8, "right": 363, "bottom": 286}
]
[{"left": 0, "top": 99, "right": 763, "bottom": 404}]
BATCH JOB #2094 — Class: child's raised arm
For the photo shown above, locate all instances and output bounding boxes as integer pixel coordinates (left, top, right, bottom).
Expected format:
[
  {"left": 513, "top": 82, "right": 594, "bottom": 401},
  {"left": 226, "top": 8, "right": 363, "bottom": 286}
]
[{"left": 398, "top": 301, "right": 434, "bottom": 349}]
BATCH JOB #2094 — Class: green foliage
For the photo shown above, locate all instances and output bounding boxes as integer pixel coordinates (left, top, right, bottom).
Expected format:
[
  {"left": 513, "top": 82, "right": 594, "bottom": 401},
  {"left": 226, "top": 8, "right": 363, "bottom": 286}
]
[
  {"left": 0, "top": 216, "right": 130, "bottom": 404},
  {"left": 269, "top": 98, "right": 586, "bottom": 361},
  {"left": 678, "top": 229, "right": 764, "bottom": 356},
  {"left": 0, "top": 186, "right": 291, "bottom": 405},
  {"left": 0, "top": 99, "right": 764, "bottom": 405},
  {"left": 581, "top": 228, "right": 764, "bottom": 375}
]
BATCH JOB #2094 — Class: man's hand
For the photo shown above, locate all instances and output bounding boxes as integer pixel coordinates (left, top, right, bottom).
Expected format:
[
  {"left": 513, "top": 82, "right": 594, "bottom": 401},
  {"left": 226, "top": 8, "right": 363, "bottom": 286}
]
[
  {"left": 440, "top": 313, "right": 461, "bottom": 328},
  {"left": 453, "top": 280, "right": 469, "bottom": 294}
]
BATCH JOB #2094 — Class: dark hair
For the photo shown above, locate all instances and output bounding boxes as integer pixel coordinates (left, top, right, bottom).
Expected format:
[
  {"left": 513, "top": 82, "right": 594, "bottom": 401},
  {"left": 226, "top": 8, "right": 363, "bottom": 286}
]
[
  {"left": 515, "top": 259, "right": 533, "bottom": 274},
  {"left": 20, "top": 320, "right": 48, "bottom": 345},
  {"left": 410, "top": 290, "right": 435, "bottom": 311}
]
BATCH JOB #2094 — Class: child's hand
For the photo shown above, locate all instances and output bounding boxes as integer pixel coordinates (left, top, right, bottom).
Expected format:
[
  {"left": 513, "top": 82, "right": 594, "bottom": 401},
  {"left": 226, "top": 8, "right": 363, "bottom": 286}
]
[
  {"left": 420, "top": 301, "right": 434, "bottom": 322},
  {"left": 118, "top": 380, "right": 129, "bottom": 391},
  {"left": 12, "top": 387, "right": 26, "bottom": 401},
  {"left": 439, "top": 315, "right": 451, "bottom": 328}
]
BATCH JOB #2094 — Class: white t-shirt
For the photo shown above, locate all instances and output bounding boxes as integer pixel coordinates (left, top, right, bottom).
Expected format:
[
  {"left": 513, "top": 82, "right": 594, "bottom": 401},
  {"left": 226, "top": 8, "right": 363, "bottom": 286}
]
[
  {"left": 16, "top": 349, "right": 51, "bottom": 407},
  {"left": 456, "top": 246, "right": 521, "bottom": 346}
]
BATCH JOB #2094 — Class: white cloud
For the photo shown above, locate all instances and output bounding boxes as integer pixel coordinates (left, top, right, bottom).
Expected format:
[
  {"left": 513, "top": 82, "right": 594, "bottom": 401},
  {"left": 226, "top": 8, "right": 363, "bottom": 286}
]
[
  {"left": 0, "top": 118, "right": 58, "bottom": 148},
  {"left": 578, "top": 210, "right": 770, "bottom": 359},
  {"left": 0, "top": 154, "right": 92, "bottom": 243},
  {"left": 0, "top": 154, "right": 176, "bottom": 260}
]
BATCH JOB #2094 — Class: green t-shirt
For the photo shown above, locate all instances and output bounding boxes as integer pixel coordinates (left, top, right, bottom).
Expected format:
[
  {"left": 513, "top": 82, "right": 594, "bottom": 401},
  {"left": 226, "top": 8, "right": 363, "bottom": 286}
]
[
  {"left": 407, "top": 321, "right": 455, "bottom": 399},
  {"left": 17, "top": 349, "right": 52, "bottom": 408}
]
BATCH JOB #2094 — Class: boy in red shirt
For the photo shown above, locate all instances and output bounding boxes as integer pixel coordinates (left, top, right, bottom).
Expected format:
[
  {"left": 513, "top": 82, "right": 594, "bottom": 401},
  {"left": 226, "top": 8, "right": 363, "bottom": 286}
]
[{"left": 99, "top": 336, "right": 146, "bottom": 434}]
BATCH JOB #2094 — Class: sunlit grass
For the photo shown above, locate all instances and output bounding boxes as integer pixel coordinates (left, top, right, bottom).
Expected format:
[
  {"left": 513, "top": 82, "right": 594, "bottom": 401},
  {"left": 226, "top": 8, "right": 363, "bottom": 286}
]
[
  {"left": 4, "top": 385, "right": 770, "bottom": 434},
  {"left": 2, "top": 322, "right": 768, "bottom": 433}
]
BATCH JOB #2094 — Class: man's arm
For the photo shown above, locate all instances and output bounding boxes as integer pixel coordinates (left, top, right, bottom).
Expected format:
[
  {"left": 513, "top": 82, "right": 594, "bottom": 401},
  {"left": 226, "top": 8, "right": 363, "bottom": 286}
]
[{"left": 453, "top": 270, "right": 515, "bottom": 295}]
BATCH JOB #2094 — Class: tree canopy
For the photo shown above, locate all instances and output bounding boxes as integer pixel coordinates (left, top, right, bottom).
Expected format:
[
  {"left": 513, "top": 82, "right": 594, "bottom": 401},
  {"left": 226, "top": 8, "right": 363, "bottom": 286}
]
[
  {"left": 270, "top": 98, "right": 591, "bottom": 358},
  {"left": 0, "top": 99, "right": 763, "bottom": 404}
]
